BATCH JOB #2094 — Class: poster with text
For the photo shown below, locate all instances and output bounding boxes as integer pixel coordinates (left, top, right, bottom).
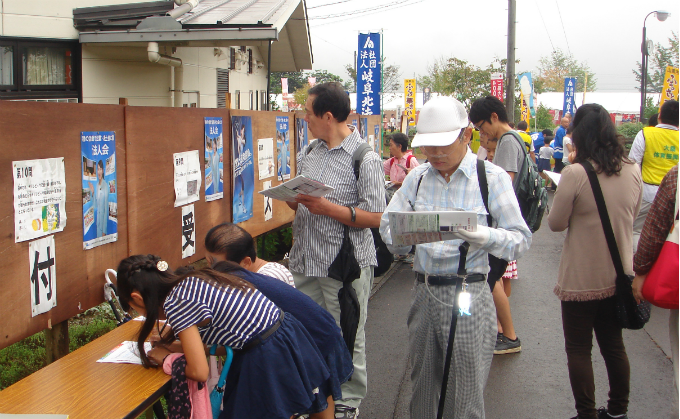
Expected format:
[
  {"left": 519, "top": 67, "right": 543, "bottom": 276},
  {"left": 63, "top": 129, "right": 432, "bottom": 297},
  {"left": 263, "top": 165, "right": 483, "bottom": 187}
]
[
  {"left": 173, "top": 150, "right": 201, "bottom": 207},
  {"left": 29, "top": 235, "right": 56, "bottom": 317},
  {"left": 232, "top": 116, "right": 254, "bottom": 223},
  {"left": 374, "top": 125, "right": 380, "bottom": 153},
  {"left": 263, "top": 181, "right": 273, "bottom": 221},
  {"left": 204, "top": 117, "right": 223, "bottom": 201},
  {"left": 276, "top": 116, "right": 291, "bottom": 181},
  {"left": 181, "top": 204, "right": 195, "bottom": 259},
  {"left": 296, "top": 118, "right": 308, "bottom": 154},
  {"left": 81, "top": 131, "right": 118, "bottom": 250},
  {"left": 258, "top": 138, "right": 274, "bottom": 180},
  {"left": 13, "top": 158, "right": 67, "bottom": 243}
]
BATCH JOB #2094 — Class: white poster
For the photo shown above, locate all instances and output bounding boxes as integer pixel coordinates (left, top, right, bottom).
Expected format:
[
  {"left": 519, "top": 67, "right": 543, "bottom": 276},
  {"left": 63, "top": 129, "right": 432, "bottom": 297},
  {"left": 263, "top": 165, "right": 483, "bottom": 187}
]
[
  {"left": 173, "top": 150, "right": 202, "bottom": 207},
  {"left": 263, "top": 181, "right": 273, "bottom": 221},
  {"left": 258, "top": 138, "right": 275, "bottom": 180},
  {"left": 182, "top": 204, "right": 196, "bottom": 259},
  {"left": 13, "top": 158, "right": 67, "bottom": 243},
  {"left": 29, "top": 235, "right": 57, "bottom": 317}
]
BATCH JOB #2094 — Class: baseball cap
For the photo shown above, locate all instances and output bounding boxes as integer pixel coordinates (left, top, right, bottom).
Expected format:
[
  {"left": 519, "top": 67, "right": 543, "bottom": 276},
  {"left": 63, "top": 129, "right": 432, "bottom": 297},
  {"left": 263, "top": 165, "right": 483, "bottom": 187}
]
[{"left": 411, "top": 96, "right": 469, "bottom": 148}]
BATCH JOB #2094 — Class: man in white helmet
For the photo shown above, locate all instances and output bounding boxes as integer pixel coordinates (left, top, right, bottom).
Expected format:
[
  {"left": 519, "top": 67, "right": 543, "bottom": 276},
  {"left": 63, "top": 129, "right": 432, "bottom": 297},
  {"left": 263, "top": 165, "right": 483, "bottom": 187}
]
[{"left": 379, "top": 97, "right": 531, "bottom": 419}]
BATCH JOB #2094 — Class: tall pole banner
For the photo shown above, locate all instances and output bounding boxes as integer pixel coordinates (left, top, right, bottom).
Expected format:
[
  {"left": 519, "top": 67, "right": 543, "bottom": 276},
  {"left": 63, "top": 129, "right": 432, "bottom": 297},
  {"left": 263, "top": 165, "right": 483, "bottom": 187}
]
[
  {"left": 518, "top": 72, "right": 534, "bottom": 116},
  {"left": 356, "top": 32, "right": 381, "bottom": 115},
  {"left": 660, "top": 66, "right": 679, "bottom": 107},
  {"left": 404, "top": 79, "right": 416, "bottom": 126},
  {"left": 520, "top": 92, "right": 530, "bottom": 125},
  {"left": 491, "top": 73, "right": 504, "bottom": 102},
  {"left": 563, "top": 77, "right": 577, "bottom": 116}
]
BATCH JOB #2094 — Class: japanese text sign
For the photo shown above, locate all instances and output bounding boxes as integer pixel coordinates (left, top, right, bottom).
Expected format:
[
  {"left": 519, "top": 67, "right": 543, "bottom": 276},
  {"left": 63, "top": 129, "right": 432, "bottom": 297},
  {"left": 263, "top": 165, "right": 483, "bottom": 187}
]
[
  {"left": 404, "top": 79, "right": 416, "bottom": 125},
  {"left": 660, "top": 66, "right": 679, "bottom": 107},
  {"left": 563, "top": 77, "right": 577, "bottom": 116},
  {"left": 357, "top": 32, "right": 381, "bottom": 115},
  {"left": 29, "top": 235, "right": 56, "bottom": 317},
  {"left": 491, "top": 73, "right": 504, "bottom": 102}
]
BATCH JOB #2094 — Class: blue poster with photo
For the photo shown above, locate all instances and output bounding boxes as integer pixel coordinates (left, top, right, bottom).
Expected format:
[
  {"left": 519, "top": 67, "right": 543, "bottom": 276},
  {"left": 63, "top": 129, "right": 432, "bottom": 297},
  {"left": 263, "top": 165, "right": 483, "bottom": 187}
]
[
  {"left": 296, "top": 118, "right": 308, "bottom": 154},
  {"left": 81, "top": 131, "right": 118, "bottom": 250},
  {"left": 360, "top": 117, "right": 368, "bottom": 140},
  {"left": 374, "top": 124, "right": 380, "bottom": 152},
  {"left": 276, "top": 116, "right": 291, "bottom": 181},
  {"left": 232, "top": 116, "right": 254, "bottom": 223},
  {"left": 204, "top": 117, "right": 223, "bottom": 202}
]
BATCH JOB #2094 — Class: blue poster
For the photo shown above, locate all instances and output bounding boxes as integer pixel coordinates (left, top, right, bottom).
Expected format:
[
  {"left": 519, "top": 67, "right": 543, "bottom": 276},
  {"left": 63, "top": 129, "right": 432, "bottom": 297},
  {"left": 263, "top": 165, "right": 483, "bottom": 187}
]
[
  {"left": 232, "top": 116, "right": 254, "bottom": 223},
  {"left": 563, "top": 77, "right": 577, "bottom": 117},
  {"left": 374, "top": 124, "right": 380, "bottom": 152},
  {"left": 276, "top": 116, "right": 291, "bottom": 181},
  {"left": 296, "top": 118, "right": 308, "bottom": 154},
  {"left": 360, "top": 117, "right": 368, "bottom": 140},
  {"left": 204, "top": 117, "right": 223, "bottom": 202},
  {"left": 519, "top": 72, "right": 535, "bottom": 116},
  {"left": 357, "top": 32, "right": 381, "bottom": 115},
  {"left": 81, "top": 131, "right": 117, "bottom": 250}
]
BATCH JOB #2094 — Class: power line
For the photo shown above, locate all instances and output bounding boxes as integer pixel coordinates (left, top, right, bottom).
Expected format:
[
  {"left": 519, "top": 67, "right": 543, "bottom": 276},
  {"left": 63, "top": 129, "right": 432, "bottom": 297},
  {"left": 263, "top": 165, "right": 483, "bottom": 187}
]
[
  {"left": 308, "top": 0, "right": 418, "bottom": 19},
  {"left": 307, "top": 0, "right": 357, "bottom": 9},
  {"left": 554, "top": 1, "right": 571, "bottom": 56},
  {"left": 309, "top": 0, "right": 423, "bottom": 25},
  {"left": 534, "top": 1, "right": 555, "bottom": 52}
]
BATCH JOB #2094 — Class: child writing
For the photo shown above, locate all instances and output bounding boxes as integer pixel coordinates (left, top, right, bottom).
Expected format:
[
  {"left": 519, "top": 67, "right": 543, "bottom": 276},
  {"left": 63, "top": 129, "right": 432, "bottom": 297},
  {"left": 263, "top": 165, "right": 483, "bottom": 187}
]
[
  {"left": 537, "top": 136, "right": 554, "bottom": 188},
  {"left": 115, "top": 254, "right": 342, "bottom": 419}
]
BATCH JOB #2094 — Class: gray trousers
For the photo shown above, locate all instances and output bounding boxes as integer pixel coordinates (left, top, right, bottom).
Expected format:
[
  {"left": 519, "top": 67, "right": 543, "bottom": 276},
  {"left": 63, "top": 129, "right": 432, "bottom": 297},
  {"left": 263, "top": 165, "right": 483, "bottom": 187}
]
[
  {"left": 292, "top": 266, "right": 373, "bottom": 409},
  {"left": 632, "top": 200, "right": 652, "bottom": 253},
  {"left": 408, "top": 279, "right": 496, "bottom": 419}
]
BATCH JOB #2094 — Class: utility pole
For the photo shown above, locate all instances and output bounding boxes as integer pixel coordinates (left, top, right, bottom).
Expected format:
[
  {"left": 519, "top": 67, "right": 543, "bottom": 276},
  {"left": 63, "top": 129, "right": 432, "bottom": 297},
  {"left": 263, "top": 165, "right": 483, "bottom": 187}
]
[{"left": 506, "top": 0, "right": 516, "bottom": 121}]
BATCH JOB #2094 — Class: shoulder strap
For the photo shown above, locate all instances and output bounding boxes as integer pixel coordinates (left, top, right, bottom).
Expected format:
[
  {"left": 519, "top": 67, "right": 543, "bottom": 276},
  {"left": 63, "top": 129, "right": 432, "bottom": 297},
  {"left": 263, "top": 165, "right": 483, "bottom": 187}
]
[
  {"left": 306, "top": 139, "right": 320, "bottom": 156},
  {"left": 352, "top": 142, "right": 372, "bottom": 180},
  {"left": 504, "top": 131, "right": 529, "bottom": 190},
  {"left": 476, "top": 159, "right": 493, "bottom": 227},
  {"left": 580, "top": 160, "right": 626, "bottom": 278},
  {"left": 406, "top": 155, "right": 414, "bottom": 168},
  {"left": 389, "top": 157, "right": 395, "bottom": 168}
]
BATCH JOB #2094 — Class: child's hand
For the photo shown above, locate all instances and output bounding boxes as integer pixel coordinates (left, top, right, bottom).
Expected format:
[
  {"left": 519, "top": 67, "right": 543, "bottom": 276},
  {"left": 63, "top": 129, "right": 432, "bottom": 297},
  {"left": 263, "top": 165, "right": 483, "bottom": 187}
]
[{"left": 147, "top": 346, "right": 171, "bottom": 366}]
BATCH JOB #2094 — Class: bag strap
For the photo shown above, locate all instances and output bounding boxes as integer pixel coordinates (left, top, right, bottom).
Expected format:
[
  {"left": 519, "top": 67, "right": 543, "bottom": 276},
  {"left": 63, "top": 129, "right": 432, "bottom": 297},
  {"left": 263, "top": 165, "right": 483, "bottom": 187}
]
[
  {"left": 502, "top": 131, "right": 528, "bottom": 191},
  {"left": 476, "top": 159, "right": 493, "bottom": 227},
  {"left": 581, "top": 160, "right": 626, "bottom": 278},
  {"left": 352, "top": 142, "right": 372, "bottom": 181},
  {"left": 216, "top": 346, "right": 234, "bottom": 389},
  {"left": 389, "top": 157, "right": 395, "bottom": 168},
  {"left": 406, "top": 154, "right": 414, "bottom": 168}
]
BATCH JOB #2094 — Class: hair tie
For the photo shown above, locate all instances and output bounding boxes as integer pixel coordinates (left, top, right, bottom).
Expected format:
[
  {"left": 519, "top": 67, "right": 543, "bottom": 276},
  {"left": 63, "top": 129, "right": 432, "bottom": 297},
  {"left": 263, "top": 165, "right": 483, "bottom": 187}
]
[{"left": 156, "top": 260, "right": 169, "bottom": 272}]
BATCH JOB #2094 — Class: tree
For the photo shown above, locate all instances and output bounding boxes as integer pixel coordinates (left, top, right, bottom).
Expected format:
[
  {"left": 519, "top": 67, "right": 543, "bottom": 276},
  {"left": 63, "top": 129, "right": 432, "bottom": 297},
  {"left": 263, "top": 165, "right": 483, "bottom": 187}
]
[
  {"left": 633, "top": 31, "right": 679, "bottom": 93},
  {"left": 534, "top": 49, "right": 597, "bottom": 93},
  {"left": 292, "top": 83, "right": 311, "bottom": 110},
  {"left": 344, "top": 58, "right": 402, "bottom": 96},
  {"left": 534, "top": 104, "right": 555, "bottom": 131},
  {"left": 418, "top": 57, "right": 495, "bottom": 108}
]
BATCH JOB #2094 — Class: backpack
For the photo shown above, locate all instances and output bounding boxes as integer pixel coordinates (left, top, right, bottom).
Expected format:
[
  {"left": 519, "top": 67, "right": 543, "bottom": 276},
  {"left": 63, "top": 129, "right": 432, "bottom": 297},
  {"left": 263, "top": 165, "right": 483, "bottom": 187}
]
[
  {"left": 501, "top": 131, "right": 548, "bottom": 233},
  {"left": 306, "top": 140, "right": 393, "bottom": 277},
  {"left": 389, "top": 154, "right": 415, "bottom": 171}
]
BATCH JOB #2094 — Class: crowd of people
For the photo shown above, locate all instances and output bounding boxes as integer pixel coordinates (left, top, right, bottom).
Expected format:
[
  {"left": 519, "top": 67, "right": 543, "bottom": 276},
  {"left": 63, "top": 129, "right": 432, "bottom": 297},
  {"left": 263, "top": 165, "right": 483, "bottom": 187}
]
[{"left": 113, "top": 81, "right": 678, "bottom": 419}]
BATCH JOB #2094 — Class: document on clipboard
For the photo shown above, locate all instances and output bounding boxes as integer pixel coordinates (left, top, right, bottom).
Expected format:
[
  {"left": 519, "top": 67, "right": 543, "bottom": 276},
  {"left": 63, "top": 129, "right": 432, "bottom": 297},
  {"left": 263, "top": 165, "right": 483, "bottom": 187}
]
[
  {"left": 388, "top": 210, "right": 478, "bottom": 246},
  {"left": 258, "top": 175, "right": 334, "bottom": 202}
]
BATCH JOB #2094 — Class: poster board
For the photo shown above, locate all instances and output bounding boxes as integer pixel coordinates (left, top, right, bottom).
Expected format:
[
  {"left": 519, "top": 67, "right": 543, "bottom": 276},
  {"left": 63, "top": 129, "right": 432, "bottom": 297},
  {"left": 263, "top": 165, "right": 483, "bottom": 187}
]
[{"left": 0, "top": 102, "right": 129, "bottom": 349}]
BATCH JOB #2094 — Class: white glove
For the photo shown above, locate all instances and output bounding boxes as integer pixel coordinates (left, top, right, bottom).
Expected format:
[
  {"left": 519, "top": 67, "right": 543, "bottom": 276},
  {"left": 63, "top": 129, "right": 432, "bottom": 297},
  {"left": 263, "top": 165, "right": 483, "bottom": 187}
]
[{"left": 452, "top": 225, "right": 491, "bottom": 247}]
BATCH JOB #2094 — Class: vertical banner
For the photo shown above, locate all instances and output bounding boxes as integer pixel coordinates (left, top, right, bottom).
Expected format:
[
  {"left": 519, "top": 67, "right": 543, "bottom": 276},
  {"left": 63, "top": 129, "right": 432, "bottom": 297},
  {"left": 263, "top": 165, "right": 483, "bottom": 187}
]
[
  {"left": 563, "top": 77, "right": 577, "bottom": 116},
  {"left": 263, "top": 181, "right": 273, "bottom": 221},
  {"left": 204, "top": 117, "right": 223, "bottom": 202},
  {"left": 232, "top": 116, "right": 254, "bottom": 223},
  {"left": 404, "top": 79, "right": 416, "bottom": 126},
  {"left": 660, "top": 66, "right": 679, "bottom": 107},
  {"left": 360, "top": 117, "right": 368, "bottom": 140},
  {"left": 356, "top": 32, "right": 381, "bottom": 115},
  {"left": 281, "top": 78, "right": 289, "bottom": 112},
  {"left": 173, "top": 150, "right": 201, "bottom": 207},
  {"left": 518, "top": 72, "right": 534, "bottom": 116},
  {"left": 258, "top": 137, "right": 275, "bottom": 180},
  {"left": 491, "top": 73, "right": 504, "bottom": 102},
  {"left": 29, "top": 235, "right": 56, "bottom": 317},
  {"left": 296, "top": 118, "right": 308, "bottom": 154},
  {"left": 13, "top": 158, "right": 67, "bottom": 243},
  {"left": 81, "top": 131, "right": 118, "bottom": 250},
  {"left": 374, "top": 124, "right": 380, "bottom": 153},
  {"left": 276, "top": 116, "right": 291, "bottom": 181},
  {"left": 520, "top": 92, "right": 530, "bottom": 125},
  {"left": 181, "top": 204, "right": 195, "bottom": 259}
]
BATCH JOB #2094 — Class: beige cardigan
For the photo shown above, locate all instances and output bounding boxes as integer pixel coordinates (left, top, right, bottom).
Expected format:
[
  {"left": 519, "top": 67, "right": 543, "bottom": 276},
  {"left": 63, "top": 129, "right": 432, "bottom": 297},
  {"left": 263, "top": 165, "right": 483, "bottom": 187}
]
[{"left": 548, "top": 161, "right": 642, "bottom": 301}]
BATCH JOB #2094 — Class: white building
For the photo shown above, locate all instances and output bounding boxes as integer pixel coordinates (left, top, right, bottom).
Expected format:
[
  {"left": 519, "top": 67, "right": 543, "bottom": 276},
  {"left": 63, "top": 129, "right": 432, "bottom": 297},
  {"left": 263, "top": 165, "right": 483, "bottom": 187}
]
[{"left": 0, "top": 0, "right": 312, "bottom": 108}]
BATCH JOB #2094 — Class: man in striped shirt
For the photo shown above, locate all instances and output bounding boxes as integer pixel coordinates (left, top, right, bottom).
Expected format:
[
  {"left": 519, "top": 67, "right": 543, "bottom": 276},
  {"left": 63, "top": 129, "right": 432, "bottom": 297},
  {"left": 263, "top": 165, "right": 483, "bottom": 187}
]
[
  {"left": 380, "top": 97, "right": 531, "bottom": 419},
  {"left": 287, "top": 82, "right": 386, "bottom": 419}
]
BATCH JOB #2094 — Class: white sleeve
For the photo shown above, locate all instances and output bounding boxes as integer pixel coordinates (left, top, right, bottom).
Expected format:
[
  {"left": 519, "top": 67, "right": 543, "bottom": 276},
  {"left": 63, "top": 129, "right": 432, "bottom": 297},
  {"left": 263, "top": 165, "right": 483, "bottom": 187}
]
[{"left": 628, "top": 130, "right": 646, "bottom": 164}]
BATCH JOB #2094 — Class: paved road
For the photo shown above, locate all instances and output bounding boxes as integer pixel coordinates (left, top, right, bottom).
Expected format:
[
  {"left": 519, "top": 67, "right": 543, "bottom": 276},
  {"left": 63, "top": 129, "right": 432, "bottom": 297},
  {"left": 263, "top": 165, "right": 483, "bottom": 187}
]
[{"left": 361, "top": 196, "right": 676, "bottom": 418}]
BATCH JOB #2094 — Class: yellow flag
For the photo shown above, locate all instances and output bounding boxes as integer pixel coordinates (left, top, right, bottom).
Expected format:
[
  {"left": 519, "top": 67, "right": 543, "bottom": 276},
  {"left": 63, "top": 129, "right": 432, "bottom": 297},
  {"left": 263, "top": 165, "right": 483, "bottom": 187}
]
[
  {"left": 520, "top": 92, "right": 530, "bottom": 125},
  {"left": 404, "top": 79, "right": 416, "bottom": 126},
  {"left": 660, "top": 66, "right": 679, "bottom": 107}
]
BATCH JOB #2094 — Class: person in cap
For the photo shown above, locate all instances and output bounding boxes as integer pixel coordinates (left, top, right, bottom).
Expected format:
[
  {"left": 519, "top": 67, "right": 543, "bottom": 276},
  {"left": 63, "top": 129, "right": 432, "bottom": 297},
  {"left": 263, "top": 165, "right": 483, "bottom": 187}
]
[{"left": 379, "top": 97, "right": 531, "bottom": 419}]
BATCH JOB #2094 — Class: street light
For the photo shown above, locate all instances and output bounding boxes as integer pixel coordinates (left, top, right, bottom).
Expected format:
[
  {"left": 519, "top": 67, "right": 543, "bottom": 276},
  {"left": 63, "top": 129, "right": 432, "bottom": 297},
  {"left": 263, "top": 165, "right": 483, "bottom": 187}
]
[{"left": 640, "top": 10, "right": 670, "bottom": 123}]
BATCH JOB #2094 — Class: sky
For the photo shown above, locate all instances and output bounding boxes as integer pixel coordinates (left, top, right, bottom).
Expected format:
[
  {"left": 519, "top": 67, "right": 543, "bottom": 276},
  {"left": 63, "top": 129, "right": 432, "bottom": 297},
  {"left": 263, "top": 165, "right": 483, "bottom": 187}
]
[{"left": 305, "top": 0, "right": 679, "bottom": 92}]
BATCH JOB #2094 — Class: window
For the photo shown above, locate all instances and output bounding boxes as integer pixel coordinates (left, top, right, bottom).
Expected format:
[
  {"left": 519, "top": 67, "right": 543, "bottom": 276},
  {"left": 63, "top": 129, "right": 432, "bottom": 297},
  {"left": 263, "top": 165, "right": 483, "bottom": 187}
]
[
  {"left": 229, "top": 48, "right": 235, "bottom": 70},
  {"left": 234, "top": 90, "right": 240, "bottom": 109},
  {"left": 249, "top": 90, "right": 253, "bottom": 110},
  {"left": 248, "top": 49, "right": 253, "bottom": 74},
  {"left": 255, "top": 90, "right": 259, "bottom": 110},
  {"left": 217, "top": 69, "right": 229, "bottom": 108},
  {"left": 261, "top": 91, "right": 267, "bottom": 111},
  {"left": 0, "top": 38, "right": 80, "bottom": 100}
]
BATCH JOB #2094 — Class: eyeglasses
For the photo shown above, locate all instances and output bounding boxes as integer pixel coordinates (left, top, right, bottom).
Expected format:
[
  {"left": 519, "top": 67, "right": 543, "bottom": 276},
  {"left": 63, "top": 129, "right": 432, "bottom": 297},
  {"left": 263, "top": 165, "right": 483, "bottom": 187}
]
[
  {"left": 473, "top": 120, "right": 486, "bottom": 131},
  {"left": 420, "top": 127, "right": 467, "bottom": 158}
]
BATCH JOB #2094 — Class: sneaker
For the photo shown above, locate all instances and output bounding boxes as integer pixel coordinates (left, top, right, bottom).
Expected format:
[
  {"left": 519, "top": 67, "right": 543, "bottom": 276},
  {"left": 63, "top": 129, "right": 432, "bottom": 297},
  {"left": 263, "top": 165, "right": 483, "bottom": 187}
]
[
  {"left": 335, "top": 405, "right": 359, "bottom": 419},
  {"left": 597, "top": 407, "right": 628, "bottom": 419},
  {"left": 494, "top": 334, "right": 521, "bottom": 354}
]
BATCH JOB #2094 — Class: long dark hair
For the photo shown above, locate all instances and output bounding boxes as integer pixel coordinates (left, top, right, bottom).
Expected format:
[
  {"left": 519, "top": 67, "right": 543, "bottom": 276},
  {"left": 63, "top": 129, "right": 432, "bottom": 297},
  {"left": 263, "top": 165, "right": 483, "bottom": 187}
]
[
  {"left": 116, "top": 254, "right": 254, "bottom": 368},
  {"left": 571, "top": 104, "right": 630, "bottom": 176},
  {"left": 205, "top": 222, "right": 257, "bottom": 263}
]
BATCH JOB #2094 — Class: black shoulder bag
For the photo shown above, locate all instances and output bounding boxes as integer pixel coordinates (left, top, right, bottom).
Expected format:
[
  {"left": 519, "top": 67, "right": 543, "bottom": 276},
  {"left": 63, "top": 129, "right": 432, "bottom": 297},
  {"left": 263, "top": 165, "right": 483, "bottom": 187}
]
[{"left": 581, "top": 160, "right": 650, "bottom": 330}]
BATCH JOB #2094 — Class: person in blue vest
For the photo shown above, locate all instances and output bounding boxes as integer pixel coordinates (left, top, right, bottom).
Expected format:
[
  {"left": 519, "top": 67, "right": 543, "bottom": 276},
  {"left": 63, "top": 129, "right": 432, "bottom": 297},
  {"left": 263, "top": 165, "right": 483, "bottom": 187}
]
[{"left": 553, "top": 117, "right": 570, "bottom": 174}]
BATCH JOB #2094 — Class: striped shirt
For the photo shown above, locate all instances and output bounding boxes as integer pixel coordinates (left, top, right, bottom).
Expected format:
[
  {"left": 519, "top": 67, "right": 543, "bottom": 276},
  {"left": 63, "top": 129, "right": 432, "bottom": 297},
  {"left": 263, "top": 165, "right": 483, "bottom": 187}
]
[
  {"left": 379, "top": 149, "right": 532, "bottom": 276},
  {"left": 257, "top": 262, "right": 295, "bottom": 287},
  {"left": 163, "top": 277, "right": 280, "bottom": 350},
  {"left": 290, "top": 126, "right": 386, "bottom": 277}
]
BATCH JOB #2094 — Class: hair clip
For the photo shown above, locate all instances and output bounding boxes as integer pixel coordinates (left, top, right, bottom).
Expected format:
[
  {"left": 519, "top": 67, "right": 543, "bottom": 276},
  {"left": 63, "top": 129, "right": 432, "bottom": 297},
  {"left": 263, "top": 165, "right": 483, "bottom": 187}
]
[{"left": 157, "top": 260, "right": 169, "bottom": 272}]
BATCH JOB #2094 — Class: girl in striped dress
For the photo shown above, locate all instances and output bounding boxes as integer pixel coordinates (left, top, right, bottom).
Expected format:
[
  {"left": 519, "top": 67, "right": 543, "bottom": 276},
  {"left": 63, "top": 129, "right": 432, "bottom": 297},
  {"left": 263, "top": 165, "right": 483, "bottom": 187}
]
[{"left": 116, "top": 254, "right": 338, "bottom": 419}]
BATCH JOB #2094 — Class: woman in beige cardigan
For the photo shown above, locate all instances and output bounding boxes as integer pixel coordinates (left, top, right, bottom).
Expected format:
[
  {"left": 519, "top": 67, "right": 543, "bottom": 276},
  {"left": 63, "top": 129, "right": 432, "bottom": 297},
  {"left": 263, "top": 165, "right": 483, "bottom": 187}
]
[{"left": 548, "top": 104, "right": 642, "bottom": 419}]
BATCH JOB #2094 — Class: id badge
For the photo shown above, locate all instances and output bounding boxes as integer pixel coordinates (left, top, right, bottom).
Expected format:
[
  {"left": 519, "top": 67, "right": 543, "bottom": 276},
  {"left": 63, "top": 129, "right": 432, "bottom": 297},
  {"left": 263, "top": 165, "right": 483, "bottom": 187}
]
[{"left": 458, "top": 282, "right": 471, "bottom": 316}]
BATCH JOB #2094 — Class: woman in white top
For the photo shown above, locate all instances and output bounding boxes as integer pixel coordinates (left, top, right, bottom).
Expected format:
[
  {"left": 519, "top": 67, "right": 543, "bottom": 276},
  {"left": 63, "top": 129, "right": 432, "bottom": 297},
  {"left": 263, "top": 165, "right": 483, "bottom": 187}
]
[
  {"left": 205, "top": 222, "right": 295, "bottom": 287},
  {"left": 563, "top": 125, "right": 574, "bottom": 166}
]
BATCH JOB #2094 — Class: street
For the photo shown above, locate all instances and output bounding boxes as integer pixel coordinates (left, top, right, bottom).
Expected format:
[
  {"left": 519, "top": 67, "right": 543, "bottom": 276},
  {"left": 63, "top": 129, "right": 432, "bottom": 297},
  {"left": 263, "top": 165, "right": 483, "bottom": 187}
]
[{"left": 361, "top": 193, "right": 676, "bottom": 418}]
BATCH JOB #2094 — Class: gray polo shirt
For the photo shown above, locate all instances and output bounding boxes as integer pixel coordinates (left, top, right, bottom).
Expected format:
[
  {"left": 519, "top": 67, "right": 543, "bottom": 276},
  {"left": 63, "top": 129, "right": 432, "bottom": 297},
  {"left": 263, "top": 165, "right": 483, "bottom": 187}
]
[{"left": 493, "top": 131, "right": 525, "bottom": 174}]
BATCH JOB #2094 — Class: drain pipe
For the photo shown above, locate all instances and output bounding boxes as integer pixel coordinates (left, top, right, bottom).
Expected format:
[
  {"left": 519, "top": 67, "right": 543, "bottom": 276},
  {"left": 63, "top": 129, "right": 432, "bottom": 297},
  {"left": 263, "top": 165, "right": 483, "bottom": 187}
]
[
  {"left": 167, "top": 0, "right": 200, "bottom": 19},
  {"left": 147, "top": 42, "right": 184, "bottom": 107}
]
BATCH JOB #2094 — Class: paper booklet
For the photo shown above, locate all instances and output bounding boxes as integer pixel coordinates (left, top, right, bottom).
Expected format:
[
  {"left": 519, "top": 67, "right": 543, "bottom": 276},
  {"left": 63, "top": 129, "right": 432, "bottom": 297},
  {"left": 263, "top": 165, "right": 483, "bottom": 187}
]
[
  {"left": 388, "top": 211, "right": 478, "bottom": 246},
  {"left": 544, "top": 171, "right": 561, "bottom": 186},
  {"left": 97, "top": 341, "right": 152, "bottom": 365},
  {"left": 258, "top": 175, "right": 334, "bottom": 202}
]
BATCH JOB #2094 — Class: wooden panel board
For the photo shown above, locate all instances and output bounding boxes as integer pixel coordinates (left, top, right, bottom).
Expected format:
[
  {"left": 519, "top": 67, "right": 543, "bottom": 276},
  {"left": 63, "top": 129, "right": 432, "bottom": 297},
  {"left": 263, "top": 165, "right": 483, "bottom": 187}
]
[
  {"left": 0, "top": 101, "right": 128, "bottom": 349},
  {"left": 231, "top": 110, "right": 295, "bottom": 238},
  {"left": 124, "top": 107, "right": 231, "bottom": 271}
]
